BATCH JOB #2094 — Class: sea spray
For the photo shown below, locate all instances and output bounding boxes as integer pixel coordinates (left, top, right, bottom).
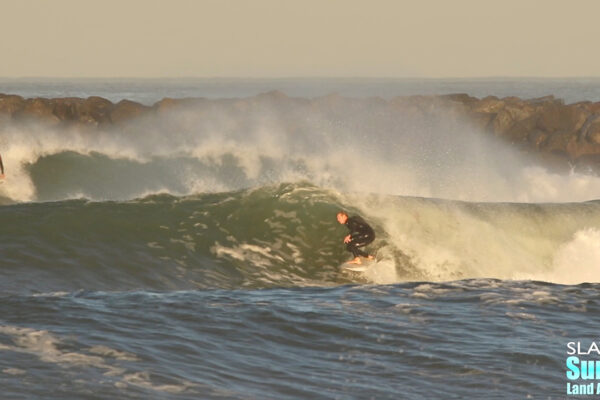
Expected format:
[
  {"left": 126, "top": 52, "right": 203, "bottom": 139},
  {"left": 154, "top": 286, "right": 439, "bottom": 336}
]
[{"left": 2, "top": 96, "right": 600, "bottom": 203}]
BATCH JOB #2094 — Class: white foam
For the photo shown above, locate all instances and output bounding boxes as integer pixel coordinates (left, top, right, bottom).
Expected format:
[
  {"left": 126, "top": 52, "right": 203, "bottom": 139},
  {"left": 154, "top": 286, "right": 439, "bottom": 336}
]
[
  {"left": 89, "top": 345, "right": 139, "bottom": 362},
  {"left": 506, "top": 312, "right": 537, "bottom": 320},
  {"left": 116, "top": 371, "right": 194, "bottom": 394},
  {"left": 0, "top": 324, "right": 193, "bottom": 394},
  {"left": 344, "top": 192, "right": 600, "bottom": 285},
  {"left": 355, "top": 259, "right": 397, "bottom": 285},
  {"left": 32, "top": 291, "right": 70, "bottom": 298},
  {"left": 2, "top": 368, "right": 26, "bottom": 375},
  {"left": 0, "top": 325, "right": 123, "bottom": 376},
  {"left": 212, "top": 242, "right": 284, "bottom": 268},
  {"left": 4, "top": 101, "right": 600, "bottom": 204},
  {"left": 548, "top": 228, "right": 600, "bottom": 284}
]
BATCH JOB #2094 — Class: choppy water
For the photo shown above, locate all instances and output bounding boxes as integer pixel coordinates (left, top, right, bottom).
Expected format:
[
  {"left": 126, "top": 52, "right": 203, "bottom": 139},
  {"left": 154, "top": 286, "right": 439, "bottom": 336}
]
[
  {"left": 2, "top": 281, "right": 596, "bottom": 399},
  {"left": 1, "top": 79, "right": 600, "bottom": 399}
]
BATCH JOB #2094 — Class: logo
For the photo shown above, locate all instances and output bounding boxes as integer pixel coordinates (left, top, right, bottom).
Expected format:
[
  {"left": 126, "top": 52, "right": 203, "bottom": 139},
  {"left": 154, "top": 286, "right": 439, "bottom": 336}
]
[{"left": 566, "top": 342, "right": 600, "bottom": 395}]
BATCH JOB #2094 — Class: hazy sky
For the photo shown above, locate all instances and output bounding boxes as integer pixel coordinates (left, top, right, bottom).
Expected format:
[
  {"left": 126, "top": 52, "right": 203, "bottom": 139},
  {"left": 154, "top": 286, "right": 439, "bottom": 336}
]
[{"left": 1, "top": 0, "right": 599, "bottom": 78}]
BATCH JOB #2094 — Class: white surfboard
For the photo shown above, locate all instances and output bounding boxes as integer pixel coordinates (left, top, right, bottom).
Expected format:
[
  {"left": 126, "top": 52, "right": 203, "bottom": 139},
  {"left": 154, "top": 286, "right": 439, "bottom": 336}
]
[{"left": 340, "top": 258, "right": 376, "bottom": 272}]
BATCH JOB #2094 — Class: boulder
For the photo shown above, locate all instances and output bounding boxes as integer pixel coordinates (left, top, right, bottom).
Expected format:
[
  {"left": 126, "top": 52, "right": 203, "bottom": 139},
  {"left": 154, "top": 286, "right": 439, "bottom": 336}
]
[
  {"left": 505, "top": 115, "right": 539, "bottom": 142},
  {"left": 471, "top": 96, "right": 505, "bottom": 114},
  {"left": 492, "top": 109, "right": 514, "bottom": 135},
  {"left": 505, "top": 101, "right": 537, "bottom": 122},
  {"left": 588, "top": 102, "right": 600, "bottom": 115},
  {"left": 109, "top": 99, "right": 149, "bottom": 124},
  {"left": 0, "top": 94, "right": 25, "bottom": 117},
  {"left": 537, "top": 104, "right": 589, "bottom": 134},
  {"left": 528, "top": 131, "right": 548, "bottom": 148},
  {"left": 586, "top": 119, "right": 600, "bottom": 145},
  {"left": 52, "top": 97, "right": 85, "bottom": 121},
  {"left": 153, "top": 97, "right": 178, "bottom": 114},
  {"left": 83, "top": 96, "right": 114, "bottom": 125},
  {"left": 15, "top": 98, "right": 60, "bottom": 124},
  {"left": 543, "top": 131, "right": 574, "bottom": 157}
]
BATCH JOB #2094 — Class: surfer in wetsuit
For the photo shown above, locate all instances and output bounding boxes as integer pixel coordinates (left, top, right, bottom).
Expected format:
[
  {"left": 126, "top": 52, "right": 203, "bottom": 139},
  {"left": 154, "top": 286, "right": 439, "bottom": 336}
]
[{"left": 337, "top": 211, "right": 375, "bottom": 264}]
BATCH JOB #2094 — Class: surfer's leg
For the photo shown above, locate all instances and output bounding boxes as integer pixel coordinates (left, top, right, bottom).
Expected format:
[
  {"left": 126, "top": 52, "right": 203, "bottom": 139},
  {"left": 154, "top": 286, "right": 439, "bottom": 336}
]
[
  {"left": 354, "top": 234, "right": 375, "bottom": 259},
  {"left": 346, "top": 242, "right": 358, "bottom": 257},
  {"left": 346, "top": 242, "right": 369, "bottom": 258},
  {"left": 355, "top": 248, "right": 369, "bottom": 258}
]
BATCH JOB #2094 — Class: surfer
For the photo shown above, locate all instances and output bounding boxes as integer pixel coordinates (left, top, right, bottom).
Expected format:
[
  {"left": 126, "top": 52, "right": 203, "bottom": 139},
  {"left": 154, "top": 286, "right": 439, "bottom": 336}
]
[
  {"left": 337, "top": 211, "right": 375, "bottom": 264},
  {"left": 0, "top": 153, "right": 4, "bottom": 179}
]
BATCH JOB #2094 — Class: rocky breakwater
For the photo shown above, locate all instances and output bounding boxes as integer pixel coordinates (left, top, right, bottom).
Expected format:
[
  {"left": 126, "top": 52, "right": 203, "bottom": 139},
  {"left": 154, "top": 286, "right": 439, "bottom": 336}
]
[
  {"left": 467, "top": 94, "right": 600, "bottom": 163},
  {"left": 2, "top": 91, "right": 600, "bottom": 169},
  {"left": 0, "top": 94, "right": 149, "bottom": 127}
]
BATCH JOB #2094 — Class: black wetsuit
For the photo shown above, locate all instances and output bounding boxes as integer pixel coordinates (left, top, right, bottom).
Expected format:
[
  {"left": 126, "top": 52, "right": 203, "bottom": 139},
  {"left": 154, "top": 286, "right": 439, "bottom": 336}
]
[{"left": 344, "top": 216, "right": 375, "bottom": 258}]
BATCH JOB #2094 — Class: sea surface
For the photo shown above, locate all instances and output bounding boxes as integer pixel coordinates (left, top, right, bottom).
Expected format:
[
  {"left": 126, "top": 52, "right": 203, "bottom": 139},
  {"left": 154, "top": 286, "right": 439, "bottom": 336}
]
[{"left": 1, "top": 78, "right": 600, "bottom": 399}]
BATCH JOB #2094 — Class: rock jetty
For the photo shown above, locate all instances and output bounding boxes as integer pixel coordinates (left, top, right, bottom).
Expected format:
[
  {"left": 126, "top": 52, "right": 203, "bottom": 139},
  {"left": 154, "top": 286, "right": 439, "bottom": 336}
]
[{"left": 2, "top": 91, "right": 600, "bottom": 167}]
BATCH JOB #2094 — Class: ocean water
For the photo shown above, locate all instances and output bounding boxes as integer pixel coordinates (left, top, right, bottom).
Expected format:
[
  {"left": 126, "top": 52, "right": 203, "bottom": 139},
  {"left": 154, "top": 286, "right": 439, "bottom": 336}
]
[{"left": 1, "top": 79, "right": 600, "bottom": 399}]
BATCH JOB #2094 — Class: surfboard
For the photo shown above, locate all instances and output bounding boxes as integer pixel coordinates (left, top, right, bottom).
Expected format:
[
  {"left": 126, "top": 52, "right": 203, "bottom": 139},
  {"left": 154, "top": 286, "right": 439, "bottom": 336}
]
[{"left": 340, "top": 258, "right": 375, "bottom": 272}]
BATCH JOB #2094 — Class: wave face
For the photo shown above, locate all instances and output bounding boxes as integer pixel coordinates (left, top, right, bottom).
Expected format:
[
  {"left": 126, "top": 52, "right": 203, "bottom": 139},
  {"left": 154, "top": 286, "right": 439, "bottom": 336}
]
[
  {"left": 2, "top": 183, "right": 600, "bottom": 294},
  {"left": 2, "top": 94, "right": 600, "bottom": 288}
]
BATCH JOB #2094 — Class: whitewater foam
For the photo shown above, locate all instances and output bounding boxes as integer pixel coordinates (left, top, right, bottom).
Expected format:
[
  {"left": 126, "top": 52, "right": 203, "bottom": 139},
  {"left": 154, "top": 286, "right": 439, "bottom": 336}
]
[
  {"left": 347, "top": 192, "right": 600, "bottom": 284},
  {"left": 0, "top": 324, "right": 194, "bottom": 394},
  {"left": 3, "top": 96, "right": 600, "bottom": 203},
  {"left": 549, "top": 228, "right": 600, "bottom": 284}
]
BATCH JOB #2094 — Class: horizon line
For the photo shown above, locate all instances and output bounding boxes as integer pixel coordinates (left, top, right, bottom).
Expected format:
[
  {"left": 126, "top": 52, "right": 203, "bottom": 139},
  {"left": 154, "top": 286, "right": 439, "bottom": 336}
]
[{"left": 2, "top": 76, "right": 600, "bottom": 81}]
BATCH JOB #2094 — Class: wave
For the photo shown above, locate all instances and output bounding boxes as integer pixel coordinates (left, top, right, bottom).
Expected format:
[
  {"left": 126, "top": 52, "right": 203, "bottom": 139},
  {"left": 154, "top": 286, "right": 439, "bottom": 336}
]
[
  {"left": 2, "top": 183, "right": 600, "bottom": 294},
  {"left": 3, "top": 94, "right": 600, "bottom": 290},
  {"left": 3, "top": 95, "right": 600, "bottom": 204}
]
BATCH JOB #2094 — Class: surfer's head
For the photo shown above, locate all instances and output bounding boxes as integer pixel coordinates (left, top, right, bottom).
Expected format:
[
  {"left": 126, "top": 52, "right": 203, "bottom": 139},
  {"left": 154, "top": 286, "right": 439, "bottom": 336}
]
[{"left": 336, "top": 211, "right": 348, "bottom": 224}]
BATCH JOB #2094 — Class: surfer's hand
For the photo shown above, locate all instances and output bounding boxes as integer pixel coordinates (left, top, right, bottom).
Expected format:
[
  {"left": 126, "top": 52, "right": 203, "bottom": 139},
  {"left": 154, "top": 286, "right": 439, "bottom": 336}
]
[
  {"left": 344, "top": 235, "right": 352, "bottom": 243},
  {"left": 0, "top": 173, "right": 5, "bottom": 179}
]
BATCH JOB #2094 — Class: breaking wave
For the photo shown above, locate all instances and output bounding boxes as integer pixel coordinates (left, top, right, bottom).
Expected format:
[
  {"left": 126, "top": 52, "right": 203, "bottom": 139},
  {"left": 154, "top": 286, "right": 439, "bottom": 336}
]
[
  {"left": 2, "top": 183, "right": 600, "bottom": 294},
  {"left": 1, "top": 94, "right": 600, "bottom": 291},
  {"left": 2, "top": 94, "right": 600, "bottom": 204}
]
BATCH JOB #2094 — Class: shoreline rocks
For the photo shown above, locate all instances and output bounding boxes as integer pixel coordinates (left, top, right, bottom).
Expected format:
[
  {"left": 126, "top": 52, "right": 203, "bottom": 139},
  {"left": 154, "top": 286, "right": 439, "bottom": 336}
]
[{"left": 3, "top": 91, "right": 600, "bottom": 169}]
